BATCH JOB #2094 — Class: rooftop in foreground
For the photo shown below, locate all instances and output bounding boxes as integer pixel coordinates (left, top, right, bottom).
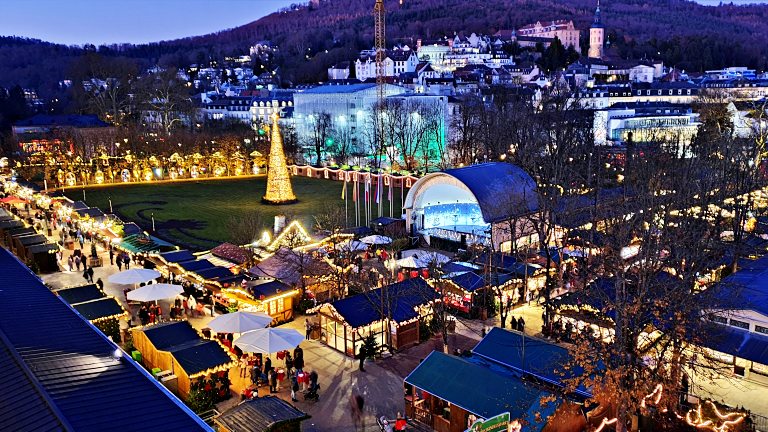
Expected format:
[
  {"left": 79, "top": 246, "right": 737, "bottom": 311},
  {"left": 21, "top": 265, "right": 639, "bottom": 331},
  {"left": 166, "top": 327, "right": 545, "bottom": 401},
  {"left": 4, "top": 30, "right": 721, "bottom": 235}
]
[{"left": 0, "top": 247, "right": 211, "bottom": 432}]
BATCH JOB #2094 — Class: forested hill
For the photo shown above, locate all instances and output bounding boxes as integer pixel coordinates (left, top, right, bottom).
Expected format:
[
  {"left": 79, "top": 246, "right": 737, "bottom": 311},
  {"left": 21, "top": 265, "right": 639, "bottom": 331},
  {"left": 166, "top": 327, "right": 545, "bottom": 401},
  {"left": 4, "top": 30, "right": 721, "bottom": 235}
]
[{"left": 2, "top": 0, "right": 768, "bottom": 93}]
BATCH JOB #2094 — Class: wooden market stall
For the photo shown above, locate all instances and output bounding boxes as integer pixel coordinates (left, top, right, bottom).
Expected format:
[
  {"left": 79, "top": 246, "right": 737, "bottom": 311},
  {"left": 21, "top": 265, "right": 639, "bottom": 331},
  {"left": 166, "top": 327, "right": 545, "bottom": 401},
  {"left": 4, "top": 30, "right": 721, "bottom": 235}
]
[
  {"left": 23, "top": 242, "right": 60, "bottom": 273},
  {"left": 313, "top": 278, "right": 439, "bottom": 357},
  {"left": 218, "top": 279, "right": 300, "bottom": 324},
  {"left": 404, "top": 328, "right": 591, "bottom": 432},
  {"left": 131, "top": 321, "right": 237, "bottom": 398},
  {"left": 55, "top": 283, "right": 127, "bottom": 336},
  {"left": 214, "top": 396, "right": 310, "bottom": 432}
]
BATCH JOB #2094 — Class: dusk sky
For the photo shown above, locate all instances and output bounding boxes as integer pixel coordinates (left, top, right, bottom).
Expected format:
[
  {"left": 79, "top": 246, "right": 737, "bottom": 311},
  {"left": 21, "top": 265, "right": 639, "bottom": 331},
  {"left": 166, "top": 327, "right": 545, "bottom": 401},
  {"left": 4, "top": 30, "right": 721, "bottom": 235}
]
[
  {"left": 2, "top": 0, "right": 768, "bottom": 46},
  {"left": 0, "top": 0, "right": 297, "bottom": 46}
]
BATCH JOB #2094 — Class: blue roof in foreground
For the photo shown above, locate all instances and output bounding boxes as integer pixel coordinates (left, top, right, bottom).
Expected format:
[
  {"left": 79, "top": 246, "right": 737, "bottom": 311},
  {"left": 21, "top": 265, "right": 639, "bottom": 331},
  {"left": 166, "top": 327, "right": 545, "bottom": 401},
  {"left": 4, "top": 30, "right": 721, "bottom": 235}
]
[
  {"left": 473, "top": 328, "right": 591, "bottom": 397},
  {"left": 0, "top": 247, "right": 210, "bottom": 431},
  {"left": 699, "top": 323, "right": 768, "bottom": 366},
  {"left": 715, "top": 254, "right": 768, "bottom": 317},
  {"left": 405, "top": 351, "right": 551, "bottom": 424}
]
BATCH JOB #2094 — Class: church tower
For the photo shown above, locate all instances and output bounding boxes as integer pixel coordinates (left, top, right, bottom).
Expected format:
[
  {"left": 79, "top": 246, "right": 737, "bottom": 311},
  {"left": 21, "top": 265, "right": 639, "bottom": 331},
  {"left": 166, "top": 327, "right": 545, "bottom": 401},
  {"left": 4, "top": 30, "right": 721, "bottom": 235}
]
[{"left": 588, "top": 0, "right": 605, "bottom": 59}]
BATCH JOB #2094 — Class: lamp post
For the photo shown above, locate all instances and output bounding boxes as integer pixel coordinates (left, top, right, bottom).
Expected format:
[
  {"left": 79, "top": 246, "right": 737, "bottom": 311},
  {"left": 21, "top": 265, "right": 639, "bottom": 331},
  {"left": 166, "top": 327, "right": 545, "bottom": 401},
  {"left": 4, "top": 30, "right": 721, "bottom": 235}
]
[{"left": 151, "top": 212, "right": 156, "bottom": 232}]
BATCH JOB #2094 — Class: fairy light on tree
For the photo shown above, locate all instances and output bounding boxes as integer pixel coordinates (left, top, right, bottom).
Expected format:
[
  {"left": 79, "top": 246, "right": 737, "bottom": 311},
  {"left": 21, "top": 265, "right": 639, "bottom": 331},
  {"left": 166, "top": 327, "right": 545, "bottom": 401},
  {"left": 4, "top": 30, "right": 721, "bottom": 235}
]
[{"left": 262, "top": 111, "right": 297, "bottom": 204}]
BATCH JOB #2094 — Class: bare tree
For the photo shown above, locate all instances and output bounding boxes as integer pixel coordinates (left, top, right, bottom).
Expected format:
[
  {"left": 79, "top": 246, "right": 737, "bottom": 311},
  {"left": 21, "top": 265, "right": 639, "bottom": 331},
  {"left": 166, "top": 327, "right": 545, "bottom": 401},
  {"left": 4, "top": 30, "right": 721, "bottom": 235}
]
[
  {"left": 135, "top": 67, "right": 193, "bottom": 135},
  {"left": 305, "top": 112, "right": 332, "bottom": 166},
  {"left": 225, "top": 212, "right": 266, "bottom": 245}
]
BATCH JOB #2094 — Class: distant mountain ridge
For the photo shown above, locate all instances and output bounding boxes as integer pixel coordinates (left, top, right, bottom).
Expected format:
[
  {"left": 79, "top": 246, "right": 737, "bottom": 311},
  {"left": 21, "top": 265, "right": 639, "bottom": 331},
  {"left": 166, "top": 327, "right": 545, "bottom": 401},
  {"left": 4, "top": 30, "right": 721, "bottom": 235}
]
[{"left": 1, "top": 0, "right": 768, "bottom": 93}]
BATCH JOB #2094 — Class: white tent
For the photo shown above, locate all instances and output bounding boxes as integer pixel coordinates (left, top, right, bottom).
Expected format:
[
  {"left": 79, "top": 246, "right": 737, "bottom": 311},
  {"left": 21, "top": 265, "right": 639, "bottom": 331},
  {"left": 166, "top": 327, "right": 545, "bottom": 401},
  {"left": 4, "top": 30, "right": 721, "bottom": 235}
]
[
  {"left": 360, "top": 235, "right": 392, "bottom": 245},
  {"left": 108, "top": 268, "right": 161, "bottom": 285},
  {"left": 126, "top": 283, "right": 183, "bottom": 302},
  {"left": 234, "top": 328, "right": 304, "bottom": 354},
  {"left": 396, "top": 256, "right": 421, "bottom": 268},
  {"left": 207, "top": 311, "right": 273, "bottom": 334}
]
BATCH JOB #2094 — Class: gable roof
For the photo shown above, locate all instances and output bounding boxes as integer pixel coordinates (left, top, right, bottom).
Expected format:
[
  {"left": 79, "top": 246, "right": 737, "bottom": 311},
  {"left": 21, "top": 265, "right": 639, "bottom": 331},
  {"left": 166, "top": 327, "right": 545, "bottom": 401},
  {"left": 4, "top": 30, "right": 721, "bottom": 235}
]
[
  {"left": 715, "top": 254, "right": 768, "bottom": 317},
  {"left": 159, "top": 249, "right": 196, "bottom": 264},
  {"left": 211, "top": 243, "right": 250, "bottom": 265},
  {"left": 448, "top": 271, "right": 486, "bottom": 292},
  {"left": 0, "top": 248, "right": 210, "bottom": 431},
  {"left": 473, "top": 328, "right": 589, "bottom": 396},
  {"left": 405, "top": 351, "right": 548, "bottom": 420},
  {"left": 55, "top": 284, "right": 102, "bottom": 304},
  {"left": 141, "top": 321, "right": 233, "bottom": 376},
  {"left": 327, "top": 278, "right": 438, "bottom": 328},
  {"left": 215, "top": 396, "right": 310, "bottom": 432}
]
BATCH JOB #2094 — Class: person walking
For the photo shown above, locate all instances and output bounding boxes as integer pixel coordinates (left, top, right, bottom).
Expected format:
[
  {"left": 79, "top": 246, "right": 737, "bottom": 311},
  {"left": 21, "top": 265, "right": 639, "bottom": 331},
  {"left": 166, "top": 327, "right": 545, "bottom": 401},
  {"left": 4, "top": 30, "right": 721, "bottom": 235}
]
[
  {"left": 74, "top": 255, "right": 81, "bottom": 271},
  {"left": 124, "top": 254, "right": 130, "bottom": 269},
  {"left": 518, "top": 317, "right": 526, "bottom": 333},
  {"left": 67, "top": 255, "right": 73, "bottom": 272},
  {"left": 188, "top": 295, "right": 197, "bottom": 317},
  {"left": 116, "top": 255, "right": 122, "bottom": 271},
  {"left": 289, "top": 368, "right": 299, "bottom": 402},
  {"left": 264, "top": 356, "right": 272, "bottom": 376},
  {"left": 239, "top": 356, "right": 249, "bottom": 378},
  {"left": 305, "top": 319, "right": 312, "bottom": 340},
  {"left": 358, "top": 345, "right": 366, "bottom": 372},
  {"left": 294, "top": 350, "right": 304, "bottom": 374},
  {"left": 510, "top": 316, "right": 518, "bottom": 331},
  {"left": 96, "top": 278, "right": 104, "bottom": 291},
  {"left": 82, "top": 265, "right": 90, "bottom": 283},
  {"left": 109, "top": 248, "right": 114, "bottom": 265},
  {"left": 87, "top": 265, "right": 94, "bottom": 283},
  {"left": 268, "top": 368, "right": 277, "bottom": 393}
]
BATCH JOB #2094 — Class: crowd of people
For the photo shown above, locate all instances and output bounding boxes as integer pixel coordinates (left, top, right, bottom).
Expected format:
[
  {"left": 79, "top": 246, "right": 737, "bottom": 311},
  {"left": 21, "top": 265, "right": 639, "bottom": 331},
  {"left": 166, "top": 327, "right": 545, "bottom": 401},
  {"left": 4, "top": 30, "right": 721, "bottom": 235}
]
[{"left": 240, "top": 345, "right": 318, "bottom": 403}]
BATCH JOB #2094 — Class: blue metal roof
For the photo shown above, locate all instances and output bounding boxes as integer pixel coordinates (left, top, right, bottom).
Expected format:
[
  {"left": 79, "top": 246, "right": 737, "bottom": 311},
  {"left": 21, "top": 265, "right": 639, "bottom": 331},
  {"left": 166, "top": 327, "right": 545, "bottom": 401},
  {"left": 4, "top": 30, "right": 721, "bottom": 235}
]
[
  {"left": 195, "top": 266, "right": 234, "bottom": 280},
  {"left": 55, "top": 284, "right": 102, "bottom": 303},
  {"left": 448, "top": 271, "right": 486, "bottom": 292},
  {"left": 716, "top": 254, "right": 768, "bottom": 317},
  {"left": 473, "top": 328, "right": 590, "bottom": 396},
  {"left": 329, "top": 278, "right": 439, "bottom": 328},
  {"left": 179, "top": 259, "right": 216, "bottom": 271},
  {"left": 246, "top": 279, "right": 292, "bottom": 299},
  {"left": 442, "top": 162, "right": 538, "bottom": 223},
  {"left": 405, "top": 351, "right": 549, "bottom": 421},
  {"left": 0, "top": 248, "right": 211, "bottom": 431},
  {"left": 160, "top": 249, "right": 196, "bottom": 264},
  {"left": 141, "top": 321, "right": 232, "bottom": 375},
  {"left": 700, "top": 323, "right": 768, "bottom": 365},
  {"left": 72, "top": 298, "right": 125, "bottom": 321}
]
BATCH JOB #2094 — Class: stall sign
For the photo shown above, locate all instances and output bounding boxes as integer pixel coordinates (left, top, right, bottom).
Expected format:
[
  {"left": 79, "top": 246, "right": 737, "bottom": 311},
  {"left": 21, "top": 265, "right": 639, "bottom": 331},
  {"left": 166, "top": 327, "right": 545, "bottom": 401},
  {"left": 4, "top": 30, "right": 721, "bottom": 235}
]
[{"left": 466, "top": 412, "right": 510, "bottom": 432}]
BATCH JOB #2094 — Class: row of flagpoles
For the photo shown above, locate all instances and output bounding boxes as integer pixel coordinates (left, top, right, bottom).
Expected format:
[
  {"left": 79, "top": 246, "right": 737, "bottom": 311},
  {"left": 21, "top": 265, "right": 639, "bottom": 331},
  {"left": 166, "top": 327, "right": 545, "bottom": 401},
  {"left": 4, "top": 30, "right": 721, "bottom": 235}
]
[{"left": 341, "top": 173, "right": 406, "bottom": 228}]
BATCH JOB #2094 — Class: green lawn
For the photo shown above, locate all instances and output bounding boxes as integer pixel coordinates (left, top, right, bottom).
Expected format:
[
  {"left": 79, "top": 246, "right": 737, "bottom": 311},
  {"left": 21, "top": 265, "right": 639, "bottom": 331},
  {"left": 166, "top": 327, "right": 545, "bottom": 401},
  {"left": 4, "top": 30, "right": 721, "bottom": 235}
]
[{"left": 70, "top": 176, "right": 404, "bottom": 251}]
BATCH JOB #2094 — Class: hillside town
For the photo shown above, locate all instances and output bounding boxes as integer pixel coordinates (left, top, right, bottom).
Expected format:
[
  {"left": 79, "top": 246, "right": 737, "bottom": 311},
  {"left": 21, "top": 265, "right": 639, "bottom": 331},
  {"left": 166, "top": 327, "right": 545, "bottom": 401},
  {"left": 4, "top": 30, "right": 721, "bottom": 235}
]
[{"left": 1, "top": 1, "right": 768, "bottom": 432}]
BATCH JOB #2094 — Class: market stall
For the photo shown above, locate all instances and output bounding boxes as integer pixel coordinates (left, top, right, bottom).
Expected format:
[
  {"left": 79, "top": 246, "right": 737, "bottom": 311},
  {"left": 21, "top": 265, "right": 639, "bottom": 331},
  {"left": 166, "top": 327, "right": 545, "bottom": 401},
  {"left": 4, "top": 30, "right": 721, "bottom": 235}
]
[
  {"left": 218, "top": 279, "right": 299, "bottom": 324},
  {"left": 312, "top": 278, "right": 439, "bottom": 357},
  {"left": 131, "top": 321, "right": 237, "bottom": 398}
]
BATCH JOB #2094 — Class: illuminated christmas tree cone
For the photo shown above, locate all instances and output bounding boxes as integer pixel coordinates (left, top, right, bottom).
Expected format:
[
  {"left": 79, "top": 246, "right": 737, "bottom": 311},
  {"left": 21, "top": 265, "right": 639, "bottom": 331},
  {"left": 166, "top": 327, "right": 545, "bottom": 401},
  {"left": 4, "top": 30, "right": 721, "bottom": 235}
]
[{"left": 262, "top": 111, "right": 297, "bottom": 204}]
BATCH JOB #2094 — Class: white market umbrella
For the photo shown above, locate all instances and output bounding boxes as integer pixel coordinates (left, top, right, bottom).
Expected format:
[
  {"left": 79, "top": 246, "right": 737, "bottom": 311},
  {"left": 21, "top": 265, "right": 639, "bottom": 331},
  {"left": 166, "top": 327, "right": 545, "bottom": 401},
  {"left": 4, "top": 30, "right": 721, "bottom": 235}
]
[
  {"left": 207, "top": 311, "right": 273, "bottom": 334},
  {"left": 335, "top": 240, "right": 368, "bottom": 252},
  {"left": 127, "top": 283, "right": 183, "bottom": 302},
  {"left": 360, "top": 235, "right": 392, "bottom": 245},
  {"left": 396, "top": 256, "right": 421, "bottom": 268},
  {"left": 108, "top": 268, "right": 161, "bottom": 285},
  {"left": 416, "top": 252, "right": 450, "bottom": 267},
  {"left": 234, "top": 328, "right": 304, "bottom": 354}
]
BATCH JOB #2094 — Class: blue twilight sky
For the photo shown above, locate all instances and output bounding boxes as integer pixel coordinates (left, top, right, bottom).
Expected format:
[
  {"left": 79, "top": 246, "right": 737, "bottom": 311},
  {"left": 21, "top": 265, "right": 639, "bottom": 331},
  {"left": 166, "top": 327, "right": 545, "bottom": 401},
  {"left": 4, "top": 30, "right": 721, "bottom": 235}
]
[
  {"left": 0, "top": 0, "right": 297, "bottom": 46},
  {"left": 1, "top": 0, "right": 767, "bottom": 46}
]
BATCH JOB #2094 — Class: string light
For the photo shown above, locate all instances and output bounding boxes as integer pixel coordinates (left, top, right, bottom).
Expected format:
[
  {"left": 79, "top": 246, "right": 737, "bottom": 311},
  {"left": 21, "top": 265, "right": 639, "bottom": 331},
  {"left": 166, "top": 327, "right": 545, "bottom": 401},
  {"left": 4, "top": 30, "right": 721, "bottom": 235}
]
[{"left": 263, "top": 112, "right": 297, "bottom": 204}]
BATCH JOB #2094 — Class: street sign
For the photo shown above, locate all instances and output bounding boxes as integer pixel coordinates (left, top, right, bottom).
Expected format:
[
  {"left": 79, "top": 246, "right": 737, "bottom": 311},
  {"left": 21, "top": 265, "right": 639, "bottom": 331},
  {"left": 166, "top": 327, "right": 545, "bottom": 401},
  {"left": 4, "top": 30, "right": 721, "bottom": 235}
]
[{"left": 467, "top": 412, "right": 510, "bottom": 432}]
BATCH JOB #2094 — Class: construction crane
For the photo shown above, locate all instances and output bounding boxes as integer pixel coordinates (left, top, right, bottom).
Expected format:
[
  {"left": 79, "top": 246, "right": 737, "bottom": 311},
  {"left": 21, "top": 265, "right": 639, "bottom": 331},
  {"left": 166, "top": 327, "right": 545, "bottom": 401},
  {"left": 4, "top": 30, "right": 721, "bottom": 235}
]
[{"left": 373, "top": 0, "right": 403, "bottom": 106}]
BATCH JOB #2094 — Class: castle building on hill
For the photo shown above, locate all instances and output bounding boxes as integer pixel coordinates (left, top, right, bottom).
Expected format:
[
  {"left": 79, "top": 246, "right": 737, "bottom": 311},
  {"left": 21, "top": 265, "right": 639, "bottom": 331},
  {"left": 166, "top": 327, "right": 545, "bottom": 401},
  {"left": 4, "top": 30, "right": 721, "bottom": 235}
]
[{"left": 517, "top": 20, "right": 581, "bottom": 53}]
